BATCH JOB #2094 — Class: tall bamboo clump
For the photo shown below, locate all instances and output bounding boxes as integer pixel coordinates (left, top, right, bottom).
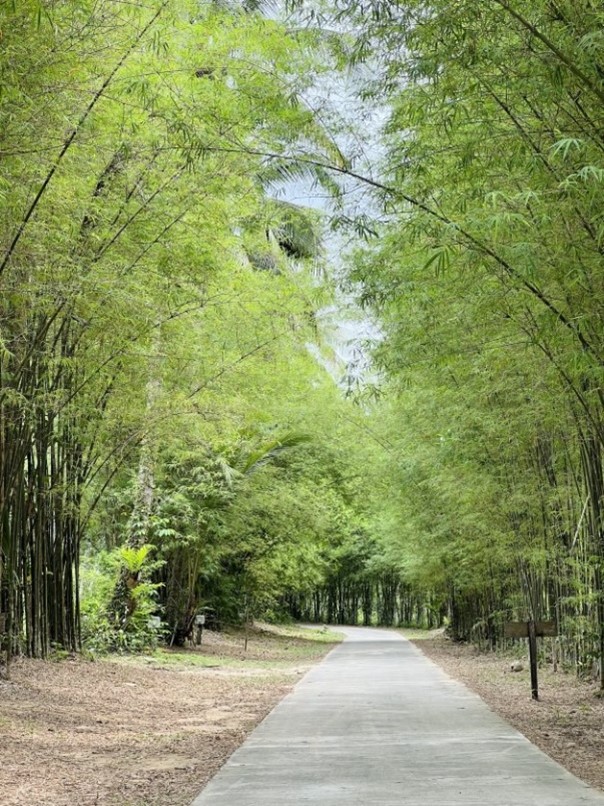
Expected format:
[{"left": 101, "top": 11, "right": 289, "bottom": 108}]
[
  {"left": 0, "top": 1, "right": 159, "bottom": 665},
  {"left": 0, "top": 307, "right": 84, "bottom": 664},
  {"left": 321, "top": 0, "right": 604, "bottom": 684}
]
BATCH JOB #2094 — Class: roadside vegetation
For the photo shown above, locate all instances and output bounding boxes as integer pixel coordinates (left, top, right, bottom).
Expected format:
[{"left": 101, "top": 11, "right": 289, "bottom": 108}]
[{"left": 2, "top": 0, "right": 604, "bottom": 720}]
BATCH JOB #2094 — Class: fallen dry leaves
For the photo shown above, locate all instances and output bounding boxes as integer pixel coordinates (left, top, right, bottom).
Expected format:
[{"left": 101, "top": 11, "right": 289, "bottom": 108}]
[{"left": 0, "top": 628, "right": 337, "bottom": 806}]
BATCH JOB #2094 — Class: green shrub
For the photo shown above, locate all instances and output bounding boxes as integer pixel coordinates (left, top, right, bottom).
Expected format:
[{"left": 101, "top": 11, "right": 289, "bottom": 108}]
[{"left": 80, "top": 547, "right": 165, "bottom": 654}]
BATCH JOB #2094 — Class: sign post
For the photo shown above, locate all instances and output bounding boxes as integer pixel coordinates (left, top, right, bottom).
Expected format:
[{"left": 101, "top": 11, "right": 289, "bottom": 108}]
[
  {"left": 503, "top": 620, "right": 557, "bottom": 701},
  {"left": 527, "top": 620, "right": 538, "bottom": 700},
  {"left": 194, "top": 613, "right": 205, "bottom": 646}
]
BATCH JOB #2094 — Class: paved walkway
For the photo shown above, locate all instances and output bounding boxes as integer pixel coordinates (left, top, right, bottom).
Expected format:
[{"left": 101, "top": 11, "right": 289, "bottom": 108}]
[{"left": 191, "top": 627, "right": 604, "bottom": 805}]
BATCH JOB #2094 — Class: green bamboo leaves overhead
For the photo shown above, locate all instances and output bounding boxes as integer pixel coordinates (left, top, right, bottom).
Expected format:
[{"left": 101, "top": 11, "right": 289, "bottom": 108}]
[
  {"left": 319, "top": 0, "right": 604, "bottom": 675},
  {"left": 4, "top": 0, "right": 604, "bottom": 682},
  {"left": 0, "top": 0, "right": 348, "bottom": 662}
]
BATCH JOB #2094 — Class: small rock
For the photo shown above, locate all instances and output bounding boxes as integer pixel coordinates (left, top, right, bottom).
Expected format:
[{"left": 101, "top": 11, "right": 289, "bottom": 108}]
[{"left": 510, "top": 662, "right": 524, "bottom": 672}]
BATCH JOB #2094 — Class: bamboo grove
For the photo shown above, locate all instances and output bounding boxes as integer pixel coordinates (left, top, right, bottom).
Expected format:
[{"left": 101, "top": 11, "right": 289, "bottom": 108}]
[
  {"left": 304, "top": 0, "right": 604, "bottom": 681},
  {"left": 3, "top": 0, "right": 604, "bottom": 689},
  {"left": 0, "top": 0, "right": 360, "bottom": 665}
]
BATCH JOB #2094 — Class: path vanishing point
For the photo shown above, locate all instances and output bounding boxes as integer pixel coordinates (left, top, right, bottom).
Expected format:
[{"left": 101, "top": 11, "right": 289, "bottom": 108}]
[{"left": 191, "top": 627, "right": 604, "bottom": 805}]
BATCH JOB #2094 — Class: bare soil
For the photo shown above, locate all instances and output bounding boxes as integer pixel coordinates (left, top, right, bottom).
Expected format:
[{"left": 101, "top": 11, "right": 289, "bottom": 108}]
[
  {"left": 0, "top": 625, "right": 340, "bottom": 806},
  {"left": 409, "top": 632, "right": 604, "bottom": 792},
  {"left": 6, "top": 625, "right": 600, "bottom": 804}
]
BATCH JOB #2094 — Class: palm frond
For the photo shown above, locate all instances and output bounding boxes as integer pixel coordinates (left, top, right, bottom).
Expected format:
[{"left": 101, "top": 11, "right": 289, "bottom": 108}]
[
  {"left": 248, "top": 252, "right": 282, "bottom": 273},
  {"left": 270, "top": 199, "right": 322, "bottom": 260},
  {"left": 259, "top": 158, "right": 321, "bottom": 186},
  {"left": 238, "top": 431, "right": 311, "bottom": 475}
]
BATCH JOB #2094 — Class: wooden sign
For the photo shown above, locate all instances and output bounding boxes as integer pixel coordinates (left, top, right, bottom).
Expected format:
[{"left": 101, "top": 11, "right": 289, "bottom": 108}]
[
  {"left": 503, "top": 619, "right": 558, "bottom": 700},
  {"left": 504, "top": 620, "right": 557, "bottom": 639}
]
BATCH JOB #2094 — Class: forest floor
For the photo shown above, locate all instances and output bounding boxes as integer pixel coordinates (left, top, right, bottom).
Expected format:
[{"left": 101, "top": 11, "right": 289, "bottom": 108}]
[
  {"left": 4, "top": 625, "right": 602, "bottom": 805},
  {"left": 405, "top": 629, "right": 604, "bottom": 792},
  {"left": 0, "top": 624, "right": 342, "bottom": 806}
]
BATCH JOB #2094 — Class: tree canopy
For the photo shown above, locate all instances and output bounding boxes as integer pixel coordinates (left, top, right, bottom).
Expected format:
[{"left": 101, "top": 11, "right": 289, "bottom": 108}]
[{"left": 2, "top": 0, "right": 604, "bottom": 687}]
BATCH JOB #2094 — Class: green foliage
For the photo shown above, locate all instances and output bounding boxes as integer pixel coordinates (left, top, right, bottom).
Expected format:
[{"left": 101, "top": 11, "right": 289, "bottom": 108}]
[
  {"left": 6, "top": 0, "right": 604, "bottom": 685},
  {"left": 0, "top": 0, "right": 348, "bottom": 657},
  {"left": 119, "top": 545, "right": 157, "bottom": 576},
  {"left": 318, "top": 0, "right": 604, "bottom": 667},
  {"left": 80, "top": 547, "right": 164, "bottom": 655}
]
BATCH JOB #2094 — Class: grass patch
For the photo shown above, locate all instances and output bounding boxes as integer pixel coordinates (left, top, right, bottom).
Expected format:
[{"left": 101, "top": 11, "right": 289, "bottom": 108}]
[
  {"left": 398, "top": 627, "right": 445, "bottom": 641},
  {"left": 145, "top": 650, "right": 240, "bottom": 668},
  {"left": 112, "top": 623, "right": 343, "bottom": 673},
  {"left": 257, "top": 622, "right": 345, "bottom": 644}
]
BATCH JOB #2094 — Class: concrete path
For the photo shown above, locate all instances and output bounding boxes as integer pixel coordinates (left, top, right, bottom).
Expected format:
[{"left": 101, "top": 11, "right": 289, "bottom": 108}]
[{"left": 191, "top": 627, "right": 604, "bottom": 805}]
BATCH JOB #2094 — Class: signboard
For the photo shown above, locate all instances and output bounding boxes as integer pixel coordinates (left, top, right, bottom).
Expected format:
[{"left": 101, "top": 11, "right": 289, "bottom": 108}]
[
  {"left": 504, "top": 620, "right": 557, "bottom": 639},
  {"left": 503, "top": 619, "right": 558, "bottom": 700}
]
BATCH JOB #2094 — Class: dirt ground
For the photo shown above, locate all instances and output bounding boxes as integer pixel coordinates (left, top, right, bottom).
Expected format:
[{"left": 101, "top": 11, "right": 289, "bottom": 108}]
[
  {"left": 408, "top": 632, "right": 604, "bottom": 792},
  {"left": 0, "top": 625, "right": 340, "bottom": 806},
  {"left": 5, "top": 625, "right": 602, "bottom": 804}
]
